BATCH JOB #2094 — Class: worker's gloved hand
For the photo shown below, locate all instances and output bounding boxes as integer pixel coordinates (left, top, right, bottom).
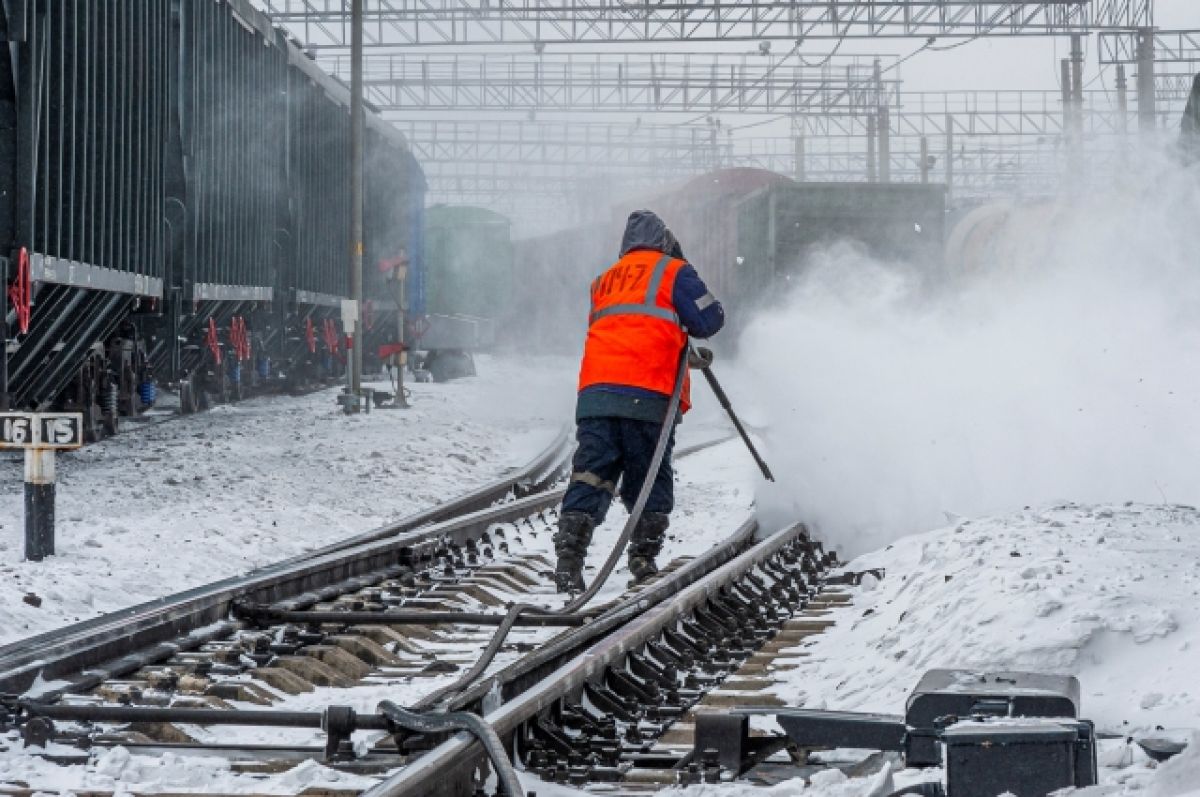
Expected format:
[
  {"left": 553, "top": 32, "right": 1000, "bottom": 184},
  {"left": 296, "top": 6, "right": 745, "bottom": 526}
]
[{"left": 687, "top": 346, "right": 714, "bottom": 370}]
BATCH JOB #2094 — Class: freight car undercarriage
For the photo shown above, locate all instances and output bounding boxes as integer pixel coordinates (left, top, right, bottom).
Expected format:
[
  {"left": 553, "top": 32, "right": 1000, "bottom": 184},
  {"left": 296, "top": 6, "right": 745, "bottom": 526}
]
[
  {"left": 0, "top": 0, "right": 425, "bottom": 438},
  {"left": 2, "top": 271, "right": 364, "bottom": 442}
]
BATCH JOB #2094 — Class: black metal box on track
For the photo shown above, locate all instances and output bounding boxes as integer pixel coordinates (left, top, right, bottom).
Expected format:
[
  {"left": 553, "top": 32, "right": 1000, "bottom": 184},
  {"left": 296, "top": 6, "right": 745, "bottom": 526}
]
[
  {"left": 905, "top": 670, "right": 1080, "bottom": 765},
  {"left": 943, "top": 720, "right": 1098, "bottom": 797}
]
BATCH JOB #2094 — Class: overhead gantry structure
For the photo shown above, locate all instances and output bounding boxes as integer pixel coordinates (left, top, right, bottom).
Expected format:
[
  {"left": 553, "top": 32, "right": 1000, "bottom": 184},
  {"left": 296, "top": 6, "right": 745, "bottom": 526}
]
[
  {"left": 402, "top": 119, "right": 727, "bottom": 219},
  {"left": 324, "top": 52, "right": 900, "bottom": 115},
  {"left": 1098, "top": 28, "right": 1200, "bottom": 106},
  {"left": 261, "top": 0, "right": 1152, "bottom": 47},
  {"left": 403, "top": 81, "right": 1161, "bottom": 210},
  {"left": 256, "top": 0, "right": 1163, "bottom": 225}
]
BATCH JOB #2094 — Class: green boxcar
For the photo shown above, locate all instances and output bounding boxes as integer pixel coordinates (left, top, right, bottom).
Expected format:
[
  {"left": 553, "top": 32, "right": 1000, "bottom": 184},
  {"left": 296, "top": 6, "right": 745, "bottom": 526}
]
[
  {"left": 735, "top": 182, "right": 946, "bottom": 313},
  {"left": 424, "top": 205, "right": 514, "bottom": 321}
]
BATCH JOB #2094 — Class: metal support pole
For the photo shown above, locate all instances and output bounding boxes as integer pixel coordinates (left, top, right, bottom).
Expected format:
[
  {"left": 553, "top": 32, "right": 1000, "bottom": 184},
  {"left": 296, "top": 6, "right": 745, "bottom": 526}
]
[
  {"left": 1, "top": 255, "right": 8, "bottom": 412},
  {"left": 349, "top": 0, "right": 364, "bottom": 395},
  {"left": 1070, "top": 34, "right": 1084, "bottom": 116},
  {"left": 945, "top": 113, "right": 954, "bottom": 200},
  {"left": 1136, "top": 26, "right": 1156, "bottom": 132},
  {"left": 24, "top": 448, "right": 55, "bottom": 561},
  {"left": 394, "top": 261, "right": 409, "bottom": 408},
  {"left": 919, "top": 136, "right": 929, "bottom": 184},
  {"left": 866, "top": 114, "right": 877, "bottom": 183},
  {"left": 872, "top": 57, "right": 887, "bottom": 183},
  {"left": 1116, "top": 64, "right": 1129, "bottom": 137},
  {"left": 878, "top": 106, "right": 891, "bottom": 183},
  {"left": 1061, "top": 59, "right": 1073, "bottom": 134},
  {"left": 794, "top": 135, "right": 805, "bottom": 182}
]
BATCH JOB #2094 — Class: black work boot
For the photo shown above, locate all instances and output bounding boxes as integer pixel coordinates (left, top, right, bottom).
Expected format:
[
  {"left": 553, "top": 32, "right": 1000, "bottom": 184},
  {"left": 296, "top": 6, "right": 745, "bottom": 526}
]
[
  {"left": 552, "top": 512, "right": 595, "bottom": 593},
  {"left": 627, "top": 512, "right": 670, "bottom": 585}
]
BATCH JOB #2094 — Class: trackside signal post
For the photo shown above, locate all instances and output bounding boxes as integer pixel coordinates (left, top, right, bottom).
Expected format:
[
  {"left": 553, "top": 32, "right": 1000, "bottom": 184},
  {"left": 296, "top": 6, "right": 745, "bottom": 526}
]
[{"left": 1, "top": 412, "right": 83, "bottom": 561}]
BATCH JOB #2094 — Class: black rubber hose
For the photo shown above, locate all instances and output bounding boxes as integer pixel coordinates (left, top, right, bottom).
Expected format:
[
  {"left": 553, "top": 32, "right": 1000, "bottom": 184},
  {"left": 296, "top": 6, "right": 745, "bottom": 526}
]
[
  {"left": 560, "top": 343, "right": 691, "bottom": 612},
  {"left": 378, "top": 700, "right": 524, "bottom": 797},
  {"left": 381, "top": 346, "right": 691, "bottom": 796},
  {"left": 420, "top": 345, "right": 691, "bottom": 706}
]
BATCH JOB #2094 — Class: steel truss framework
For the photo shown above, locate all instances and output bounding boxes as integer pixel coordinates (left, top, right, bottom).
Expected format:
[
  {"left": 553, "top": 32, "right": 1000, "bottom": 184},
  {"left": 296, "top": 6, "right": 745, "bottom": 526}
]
[
  {"left": 260, "top": 1, "right": 1151, "bottom": 48},
  {"left": 410, "top": 120, "right": 723, "bottom": 216},
  {"left": 403, "top": 119, "right": 730, "bottom": 169},
  {"left": 407, "top": 82, "right": 1186, "bottom": 222},
  {"left": 791, "top": 89, "right": 1177, "bottom": 137},
  {"left": 320, "top": 52, "right": 900, "bottom": 113},
  {"left": 1099, "top": 29, "right": 1200, "bottom": 64},
  {"left": 1155, "top": 72, "right": 1200, "bottom": 102}
]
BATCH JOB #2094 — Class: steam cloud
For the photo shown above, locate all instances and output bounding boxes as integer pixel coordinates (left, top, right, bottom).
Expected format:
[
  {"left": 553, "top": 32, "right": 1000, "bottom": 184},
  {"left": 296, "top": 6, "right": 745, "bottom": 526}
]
[{"left": 740, "top": 143, "right": 1200, "bottom": 557}]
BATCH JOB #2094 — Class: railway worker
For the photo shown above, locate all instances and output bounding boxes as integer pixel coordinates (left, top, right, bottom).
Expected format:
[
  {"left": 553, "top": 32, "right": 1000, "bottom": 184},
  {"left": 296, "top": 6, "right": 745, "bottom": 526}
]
[{"left": 554, "top": 209, "right": 725, "bottom": 593}]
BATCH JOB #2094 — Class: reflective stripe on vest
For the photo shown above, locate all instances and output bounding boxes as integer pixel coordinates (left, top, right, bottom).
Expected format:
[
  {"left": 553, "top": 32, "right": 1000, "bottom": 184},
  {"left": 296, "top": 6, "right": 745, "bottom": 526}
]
[{"left": 588, "top": 254, "right": 681, "bottom": 328}]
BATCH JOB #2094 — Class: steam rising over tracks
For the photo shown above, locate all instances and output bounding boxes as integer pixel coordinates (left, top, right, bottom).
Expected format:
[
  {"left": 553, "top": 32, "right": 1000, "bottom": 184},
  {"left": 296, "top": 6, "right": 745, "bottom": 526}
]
[{"left": 0, "top": 434, "right": 849, "bottom": 795}]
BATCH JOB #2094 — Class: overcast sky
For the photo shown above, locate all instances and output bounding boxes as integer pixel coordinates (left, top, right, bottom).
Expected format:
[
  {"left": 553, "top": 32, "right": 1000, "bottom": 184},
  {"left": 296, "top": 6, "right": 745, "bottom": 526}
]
[{"left": 892, "top": 0, "right": 1194, "bottom": 92}]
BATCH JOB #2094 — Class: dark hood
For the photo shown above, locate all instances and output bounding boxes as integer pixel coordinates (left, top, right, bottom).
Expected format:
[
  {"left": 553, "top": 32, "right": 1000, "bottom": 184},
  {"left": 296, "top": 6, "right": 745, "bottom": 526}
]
[{"left": 619, "top": 210, "right": 684, "bottom": 259}]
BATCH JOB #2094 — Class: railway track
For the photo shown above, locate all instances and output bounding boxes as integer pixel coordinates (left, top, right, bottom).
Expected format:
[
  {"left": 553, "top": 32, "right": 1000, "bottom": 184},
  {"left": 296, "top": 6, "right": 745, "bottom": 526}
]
[{"left": 0, "top": 431, "right": 853, "bottom": 796}]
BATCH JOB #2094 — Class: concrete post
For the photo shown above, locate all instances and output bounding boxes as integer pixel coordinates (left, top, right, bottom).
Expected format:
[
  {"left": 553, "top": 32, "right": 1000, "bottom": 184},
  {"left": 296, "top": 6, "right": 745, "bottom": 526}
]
[
  {"left": 1137, "top": 27, "right": 1156, "bottom": 132},
  {"left": 1117, "top": 65, "right": 1129, "bottom": 137},
  {"left": 349, "top": 0, "right": 364, "bottom": 396},
  {"left": 945, "top": 113, "right": 954, "bottom": 200},
  {"left": 867, "top": 114, "right": 877, "bottom": 183},
  {"left": 878, "top": 106, "right": 891, "bottom": 183},
  {"left": 24, "top": 449, "right": 55, "bottom": 561},
  {"left": 1061, "top": 59, "right": 1074, "bottom": 136},
  {"left": 794, "top": 135, "right": 805, "bottom": 182},
  {"left": 1070, "top": 34, "right": 1085, "bottom": 121},
  {"left": 0, "top": 255, "right": 7, "bottom": 413},
  {"left": 920, "top": 137, "right": 929, "bottom": 184}
]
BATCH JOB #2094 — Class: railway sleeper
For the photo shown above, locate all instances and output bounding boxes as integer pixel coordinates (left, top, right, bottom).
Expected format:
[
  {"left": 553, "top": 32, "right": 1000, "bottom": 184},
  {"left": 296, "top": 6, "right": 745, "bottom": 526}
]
[
  {"left": 4, "top": 522, "right": 570, "bottom": 770},
  {"left": 506, "top": 534, "right": 851, "bottom": 791}
]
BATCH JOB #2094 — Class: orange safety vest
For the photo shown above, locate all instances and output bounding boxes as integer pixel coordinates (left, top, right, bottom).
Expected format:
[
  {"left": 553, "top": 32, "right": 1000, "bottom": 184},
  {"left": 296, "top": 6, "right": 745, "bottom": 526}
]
[{"left": 578, "top": 249, "right": 692, "bottom": 413}]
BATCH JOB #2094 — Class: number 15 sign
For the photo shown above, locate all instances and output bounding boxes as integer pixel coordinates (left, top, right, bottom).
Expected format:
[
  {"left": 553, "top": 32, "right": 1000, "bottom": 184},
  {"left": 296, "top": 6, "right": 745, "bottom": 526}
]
[{"left": 1, "top": 412, "right": 83, "bottom": 450}]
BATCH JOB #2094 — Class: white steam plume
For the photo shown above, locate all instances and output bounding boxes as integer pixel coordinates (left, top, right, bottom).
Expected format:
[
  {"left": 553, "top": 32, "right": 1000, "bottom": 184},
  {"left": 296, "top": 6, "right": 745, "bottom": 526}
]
[{"left": 739, "top": 145, "right": 1200, "bottom": 557}]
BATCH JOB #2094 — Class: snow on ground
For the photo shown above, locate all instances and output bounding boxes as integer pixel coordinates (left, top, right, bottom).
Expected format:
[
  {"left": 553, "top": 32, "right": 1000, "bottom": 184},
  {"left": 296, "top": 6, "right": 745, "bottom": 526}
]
[
  {"left": 628, "top": 502, "right": 1200, "bottom": 797},
  {"left": 17, "top": 354, "right": 1198, "bottom": 795},
  {"left": 498, "top": 502, "right": 1200, "bottom": 797},
  {"left": 0, "top": 432, "right": 758, "bottom": 793},
  {"left": 580, "top": 433, "right": 759, "bottom": 603},
  {"left": 773, "top": 503, "right": 1200, "bottom": 733},
  {"left": 0, "top": 355, "right": 578, "bottom": 645}
]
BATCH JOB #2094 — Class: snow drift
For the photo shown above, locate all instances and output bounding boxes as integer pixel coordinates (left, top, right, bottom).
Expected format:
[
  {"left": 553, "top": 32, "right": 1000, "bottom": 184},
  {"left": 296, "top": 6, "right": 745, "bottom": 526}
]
[{"left": 739, "top": 145, "right": 1200, "bottom": 556}]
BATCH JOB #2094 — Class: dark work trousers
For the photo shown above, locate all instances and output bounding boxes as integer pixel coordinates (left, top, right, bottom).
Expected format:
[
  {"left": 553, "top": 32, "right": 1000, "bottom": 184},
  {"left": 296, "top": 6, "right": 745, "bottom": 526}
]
[{"left": 561, "top": 417, "right": 676, "bottom": 524}]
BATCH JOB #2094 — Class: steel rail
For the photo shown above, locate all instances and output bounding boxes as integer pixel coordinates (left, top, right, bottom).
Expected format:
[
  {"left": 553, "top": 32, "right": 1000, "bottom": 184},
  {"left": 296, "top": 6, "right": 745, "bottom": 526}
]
[
  {"left": 0, "top": 431, "right": 732, "bottom": 696},
  {"left": 366, "top": 520, "right": 809, "bottom": 797},
  {"left": 0, "top": 429, "right": 572, "bottom": 696},
  {"left": 265, "top": 425, "right": 572, "bottom": 568},
  {"left": 422, "top": 516, "right": 761, "bottom": 716},
  {"left": 236, "top": 607, "right": 593, "bottom": 627}
]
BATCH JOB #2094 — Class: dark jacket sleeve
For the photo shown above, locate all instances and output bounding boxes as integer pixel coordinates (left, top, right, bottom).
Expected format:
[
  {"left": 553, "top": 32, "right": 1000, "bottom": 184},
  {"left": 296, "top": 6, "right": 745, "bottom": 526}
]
[{"left": 672, "top": 264, "right": 725, "bottom": 339}]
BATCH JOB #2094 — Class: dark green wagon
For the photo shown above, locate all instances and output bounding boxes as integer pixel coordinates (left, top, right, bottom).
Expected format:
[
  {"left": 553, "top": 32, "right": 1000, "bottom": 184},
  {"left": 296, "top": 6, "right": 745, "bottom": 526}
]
[{"left": 419, "top": 205, "right": 515, "bottom": 380}]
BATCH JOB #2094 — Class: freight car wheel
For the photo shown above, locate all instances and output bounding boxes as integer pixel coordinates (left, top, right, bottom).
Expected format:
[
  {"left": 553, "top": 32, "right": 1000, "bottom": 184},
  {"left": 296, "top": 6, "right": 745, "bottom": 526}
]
[
  {"left": 180, "top": 379, "right": 197, "bottom": 415},
  {"left": 81, "top": 401, "right": 104, "bottom": 444},
  {"left": 209, "top": 364, "right": 229, "bottom": 405},
  {"left": 74, "top": 353, "right": 107, "bottom": 443},
  {"left": 101, "top": 378, "right": 120, "bottom": 437}
]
